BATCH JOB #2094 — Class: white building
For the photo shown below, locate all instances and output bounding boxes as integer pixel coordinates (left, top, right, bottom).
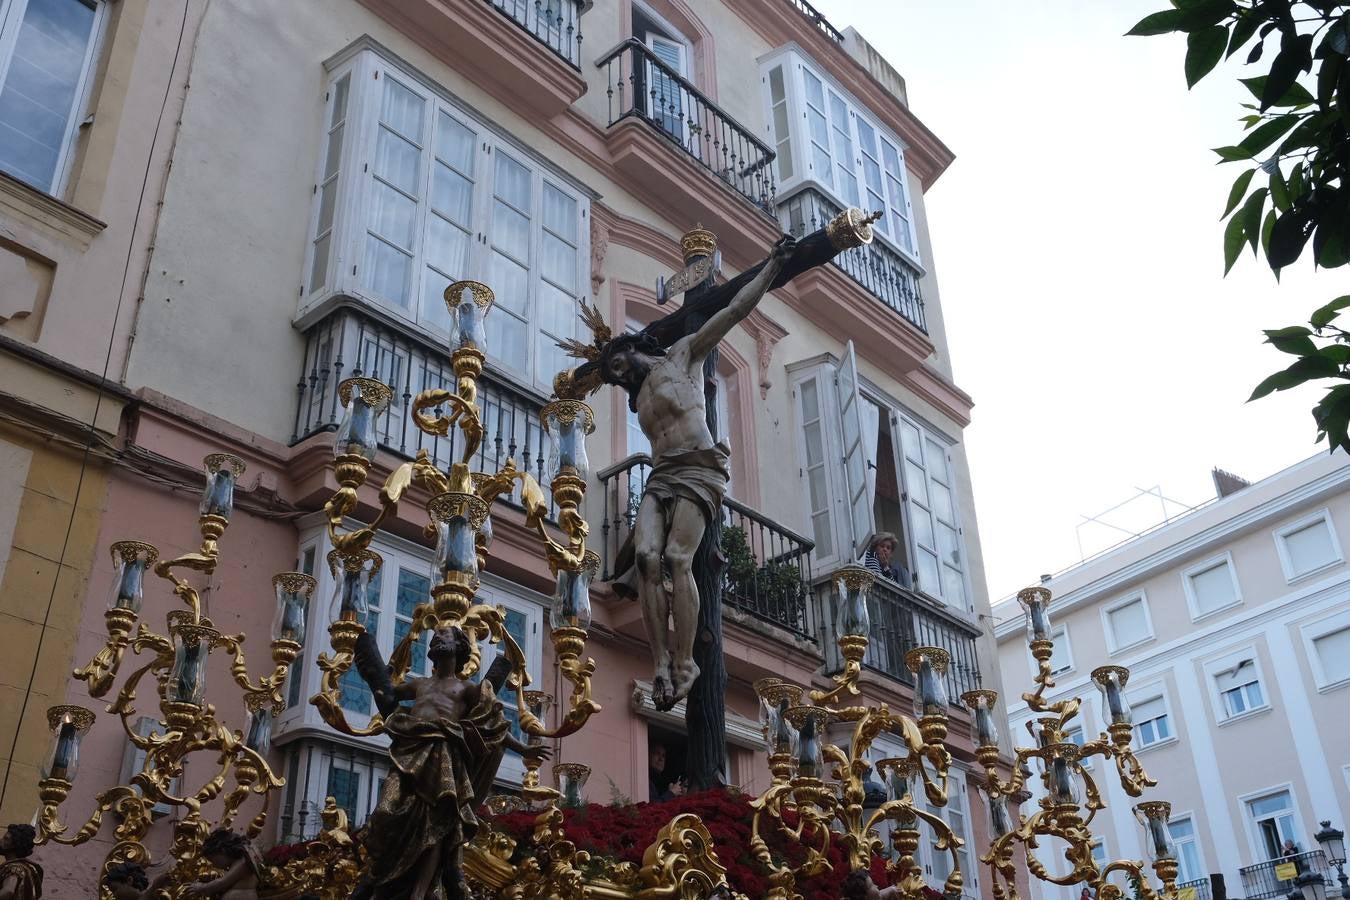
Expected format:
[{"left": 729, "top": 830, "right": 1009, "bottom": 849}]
[{"left": 993, "top": 453, "right": 1350, "bottom": 900}]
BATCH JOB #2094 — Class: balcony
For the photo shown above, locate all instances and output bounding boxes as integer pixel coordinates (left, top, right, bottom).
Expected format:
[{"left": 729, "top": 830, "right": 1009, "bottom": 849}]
[
  {"left": 292, "top": 303, "right": 549, "bottom": 510},
  {"left": 781, "top": 0, "right": 844, "bottom": 43},
  {"left": 1240, "top": 852, "right": 1332, "bottom": 900},
  {"left": 1178, "top": 880, "right": 1211, "bottom": 900},
  {"left": 780, "top": 187, "right": 926, "bottom": 333},
  {"left": 484, "top": 0, "right": 586, "bottom": 69},
  {"left": 597, "top": 454, "right": 817, "bottom": 640},
  {"left": 598, "top": 38, "right": 776, "bottom": 228},
  {"left": 357, "top": 0, "right": 587, "bottom": 118},
  {"left": 821, "top": 577, "right": 982, "bottom": 701}
]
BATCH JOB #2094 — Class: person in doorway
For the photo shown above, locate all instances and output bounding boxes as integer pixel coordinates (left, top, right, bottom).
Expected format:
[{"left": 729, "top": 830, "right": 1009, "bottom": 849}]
[
  {"left": 648, "top": 744, "right": 685, "bottom": 802},
  {"left": 862, "top": 532, "right": 911, "bottom": 587}
]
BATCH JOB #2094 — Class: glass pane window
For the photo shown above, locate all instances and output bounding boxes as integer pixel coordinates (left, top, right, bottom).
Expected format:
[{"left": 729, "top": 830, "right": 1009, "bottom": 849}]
[
  {"left": 1170, "top": 818, "right": 1203, "bottom": 883},
  {"left": 1215, "top": 660, "right": 1264, "bottom": 717},
  {"left": 1313, "top": 625, "right": 1350, "bottom": 685},
  {"left": 393, "top": 568, "right": 432, "bottom": 681},
  {"left": 828, "top": 91, "right": 859, "bottom": 208},
  {"left": 1132, "top": 696, "right": 1171, "bottom": 747},
  {"left": 311, "top": 73, "right": 350, "bottom": 294},
  {"left": 339, "top": 573, "right": 382, "bottom": 714},
  {"left": 767, "top": 65, "right": 793, "bottom": 181},
  {"left": 801, "top": 68, "right": 832, "bottom": 188},
  {"left": 797, "top": 376, "right": 833, "bottom": 560},
  {"left": 1188, "top": 560, "right": 1238, "bottom": 616},
  {"left": 1106, "top": 597, "right": 1151, "bottom": 649},
  {"left": 1248, "top": 791, "right": 1297, "bottom": 859},
  {"left": 897, "top": 420, "right": 966, "bottom": 609},
  {"left": 1282, "top": 517, "right": 1338, "bottom": 577},
  {"left": 1048, "top": 626, "right": 1071, "bottom": 675},
  {"left": 326, "top": 765, "right": 361, "bottom": 825},
  {"left": 0, "top": 0, "right": 100, "bottom": 193}
]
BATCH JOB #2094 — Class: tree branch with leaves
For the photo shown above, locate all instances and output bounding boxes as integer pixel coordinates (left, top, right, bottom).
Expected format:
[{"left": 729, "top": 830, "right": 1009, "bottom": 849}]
[{"left": 1129, "top": 0, "right": 1350, "bottom": 450}]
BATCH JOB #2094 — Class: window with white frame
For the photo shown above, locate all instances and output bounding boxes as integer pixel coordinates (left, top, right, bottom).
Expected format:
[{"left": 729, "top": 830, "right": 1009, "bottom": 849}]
[
  {"left": 1041, "top": 625, "right": 1072, "bottom": 676},
  {"left": 790, "top": 360, "right": 969, "bottom": 609},
  {"left": 1275, "top": 510, "right": 1342, "bottom": 580},
  {"left": 925, "top": 774, "right": 977, "bottom": 899},
  {"left": 1246, "top": 789, "right": 1299, "bottom": 860},
  {"left": 1305, "top": 610, "right": 1350, "bottom": 690},
  {"left": 761, "top": 49, "right": 918, "bottom": 255},
  {"left": 1089, "top": 839, "right": 1109, "bottom": 872},
  {"left": 0, "top": 0, "right": 104, "bottom": 194},
  {"left": 1169, "top": 817, "right": 1204, "bottom": 884},
  {"left": 1104, "top": 593, "right": 1153, "bottom": 653},
  {"left": 1131, "top": 694, "right": 1173, "bottom": 748},
  {"left": 1184, "top": 555, "right": 1241, "bottom": 619},
  {"left": 303, "top": 48, "right": 589, "bottom": 393},
  {"left": 1213, "top": 658, "right": 1266, "bottom": 719}
]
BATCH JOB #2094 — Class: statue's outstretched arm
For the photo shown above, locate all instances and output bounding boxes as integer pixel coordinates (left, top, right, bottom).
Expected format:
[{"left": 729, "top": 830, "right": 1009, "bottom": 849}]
[
  {"left": 354, "top": 632, "right": 400, "bottom": 717},
  {"left": 686, "top": 234, "right": 795, "bottom": 361}
]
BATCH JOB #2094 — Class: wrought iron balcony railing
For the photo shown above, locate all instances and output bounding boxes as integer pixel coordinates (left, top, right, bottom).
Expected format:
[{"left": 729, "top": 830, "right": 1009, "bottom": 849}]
[
  {"left": 292, "top": 304, "right": 551, "bottom": 512},
  {"left": 1240, "top": 851, "right": 1331, "bottom": 900},
  {"left": 486, "top": 0, "right": 585, "bottom": 69},
  {"left": 821, "top": 577, "right": 982, "bottom": 701},
  {"left": 1178, "top": 879, "right": 1212, "bottom": 900},
  {"left": 598, "top": 39, "right": 777, "bottom": 211},
  {"left": 779, "top": 187, "right": 927, "bottom": 333},
  {"left": 596, "top": 454, "right": 817, "bottom": 640},
  {"left": 782, "top": 0, "right": 844, "bottom": 43}
]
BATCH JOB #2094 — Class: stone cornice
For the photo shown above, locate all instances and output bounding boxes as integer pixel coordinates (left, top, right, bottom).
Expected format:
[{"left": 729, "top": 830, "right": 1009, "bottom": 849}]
[
  {"left": 734, "top": 4, "right": 955, "bottom": 189},
  {"left": 0, "top": 170, "right": 106, "bottom": 249},
  {"left": 357, "top": 0, "right": 587, "bottom": 120},
  {"left": 900, "top": 364, "right": 974, "bottom": 429}
]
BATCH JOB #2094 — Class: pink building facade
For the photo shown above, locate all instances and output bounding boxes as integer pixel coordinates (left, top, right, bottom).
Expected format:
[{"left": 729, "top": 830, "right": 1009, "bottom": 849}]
[{"left": 0, "top": 0, "right": 1010, "bottom": 895}]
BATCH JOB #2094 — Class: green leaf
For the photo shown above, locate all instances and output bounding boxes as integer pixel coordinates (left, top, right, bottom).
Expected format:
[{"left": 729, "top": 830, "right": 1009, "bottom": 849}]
[
  {"left": 1261, "top": 207, "right": 1277, "bottom": 256},
  {"left": 1269, "top": 206, "right": 1316, "bottom": 269},
  {"left": 1261, "top": 35, "right": 1315, "bottom": 111},
  {"left": 1186, "top": 26, "right": 1229, "bottom": 86},
  {"left": 1289, "top": 355, "right": 1341, "bottom": 379},
  {"left": 1327, "top": 12, "right": 1350, "bottom": 56},
  {"left": 1247, "top": 38, "right": 1265, "bottom": 64},
  {"left": 1250, "top": 368, "right": 1305, "bottom": 399},
  {"left": 1317, "top": 53, "right": 1343, "bottom": 111},
  {"left": 1242, "top": 74, "right": 1316, "bottom": 108},
  {"left": 1240, "top": 187, "right": 1268, "bottom": 255},
  {"left": 1237, "top": 115, "right": 1300, "bottom": 154},
  {"left": 1319, "top": 344, "right": 1350, "bottom": 364},
  {"left": 1213, "top": 145, "right": 1254, "bottom": 161},
  {"left": 1269, "top": 167, "right": 1290, "bottom": 213},
  {"left": 1224, "top": 204, "right": 1248, "bottom": 273},
  {"left": 1264, "top": 325, "right": 1316, "bottom": 355},
  {"left": 1127, "top": 9, "right": 1185, "bottom": 35},
  {"left": 1227, "top": 11, "right": 1261, "bottom": 59},
  {"left": 1223, "top": 168, "right": 1256, "bottom": 217},
  {"left": 1313, "top": 200, "right": 1350, "bottom": 268},
  {"left": 1311, "top": 296, "right": 1350, "bottom": 329}
]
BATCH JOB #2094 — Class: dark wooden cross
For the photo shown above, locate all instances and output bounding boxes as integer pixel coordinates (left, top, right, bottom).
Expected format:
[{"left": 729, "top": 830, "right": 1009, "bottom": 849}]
[{"left": 643, "top": 222, "right": 868, "bottom": 790}]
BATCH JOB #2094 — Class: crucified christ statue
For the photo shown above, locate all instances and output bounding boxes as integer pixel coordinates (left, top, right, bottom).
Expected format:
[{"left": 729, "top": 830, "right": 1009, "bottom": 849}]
[{"left": 604, "top": 234, "right": 795, "bottom": 711}]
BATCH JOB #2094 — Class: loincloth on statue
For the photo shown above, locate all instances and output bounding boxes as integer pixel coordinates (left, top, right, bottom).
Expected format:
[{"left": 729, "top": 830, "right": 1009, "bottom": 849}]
[
  {"left": 0, "top": 859, "right": 42, "bottom": 900},
  {"left": 611, "top": 443, "right": 730, "bottom": 600}
]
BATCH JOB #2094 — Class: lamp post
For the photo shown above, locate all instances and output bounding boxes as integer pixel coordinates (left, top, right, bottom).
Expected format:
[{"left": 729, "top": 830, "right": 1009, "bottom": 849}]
[{"left": 1315, "top": 821, "right": 1349, "bottom": 899}]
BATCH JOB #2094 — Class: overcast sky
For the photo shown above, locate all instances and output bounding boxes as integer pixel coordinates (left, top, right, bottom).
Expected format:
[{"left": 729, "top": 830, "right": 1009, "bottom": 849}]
[{"left": 808, "top": 0, "right": 1334, "bottom": 601}]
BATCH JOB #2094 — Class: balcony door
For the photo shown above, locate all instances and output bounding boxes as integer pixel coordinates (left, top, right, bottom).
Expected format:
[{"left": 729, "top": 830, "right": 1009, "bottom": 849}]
[
  {"left": 633, "top": 2, "right": 692, "bottom": 154},
  {"left": 1246, "top": 790, "right": 1299, "bottom": 861}
]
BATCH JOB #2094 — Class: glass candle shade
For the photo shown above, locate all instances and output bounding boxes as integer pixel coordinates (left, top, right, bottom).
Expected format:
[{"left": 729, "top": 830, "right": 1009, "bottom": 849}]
[
  {"left": 428, "top": 492, "right": 487, "bottom": 581},
  {"left": 108, "top": 542, "right": 158, "bottom": 612},
  {"left": 245, "top": 706, "right": 274, "bottom": 756},
  {"left": 542, "top": 400, "right": 595, "bottom": 481},
  {"left": 986, "top": 790, "right": 1015, "bottom": 839},
  {"left": 524, "top": 691, "right": 553, "bottom": 747},
  {"left": 754, "top": 679, "right": 802, "bottom": 755},
  {"left": 335, "top": 379, "right": 390, "bottom": 461},
  {"left": 554, "top": 763, "right": 590, "bottom": 808},
  {"left": 962, "top": 690, "right": 1000, "bottom": 748},
  {"left": 272, "top": 573, "right": 315, "bottom": 645},
  {"left": 41, "top": 706, "right": 93, "bottom": 782},
  {"left": 1135, "top": 802, "right": 1176, "bottom": 861},
  {"left": 328, "top": 550, "right": 381, "bottom": 624},
  {"left": 447, "top": 281, "right": 493, "bottom": 352},
  {"left": 907, "top": 647, "right": 950, "bottom": 717},
  {"left": 201, "top": 454, "right": 244, "bottom": 520},
  {"left": 877, "top": 758, "right": 912, "bottom": 803},
  {"left": 551, "top": 551, "right": 599, "bottom": 631},
  {"left": 1047, "top": 748, "right": 1080, "bottom": 806},
  {"left": 835, "top": 564, "right": 875, "bottom": 638},
  {"left": 1092, "top": 666, "right": 1133, "bottom": 726},
  {"left": 788, "top": 707, "right": 828, "bottom": 780},
  {"left": 1017, "top": 586, "right": 1053, "bottom": 644},
  {"left": 167, "top": 626, "right": 213, "bottom": 705}
]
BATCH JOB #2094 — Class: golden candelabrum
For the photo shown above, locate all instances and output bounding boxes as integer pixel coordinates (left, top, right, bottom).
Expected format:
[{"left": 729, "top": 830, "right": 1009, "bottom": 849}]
[
  {"left": 971, "top": 586, "right": 1178, "bottom": 900},
  {"left": 750, "top": 565, "right": 967, "bottom": 900},
  {"left": 40, "top": 453, "right": 316, "bottom": 891},
  {"left": 309, "top": 280, "right": 602, "bottom": 804}
]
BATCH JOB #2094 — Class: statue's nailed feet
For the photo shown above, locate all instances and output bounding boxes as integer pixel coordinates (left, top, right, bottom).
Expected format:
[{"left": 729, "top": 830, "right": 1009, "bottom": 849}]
[
  {"left": 652, "top": 667, "right": 675, "bottom": 711},
  {"left": 667, "top": 658, "right": 699, "bottom": 710}
]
